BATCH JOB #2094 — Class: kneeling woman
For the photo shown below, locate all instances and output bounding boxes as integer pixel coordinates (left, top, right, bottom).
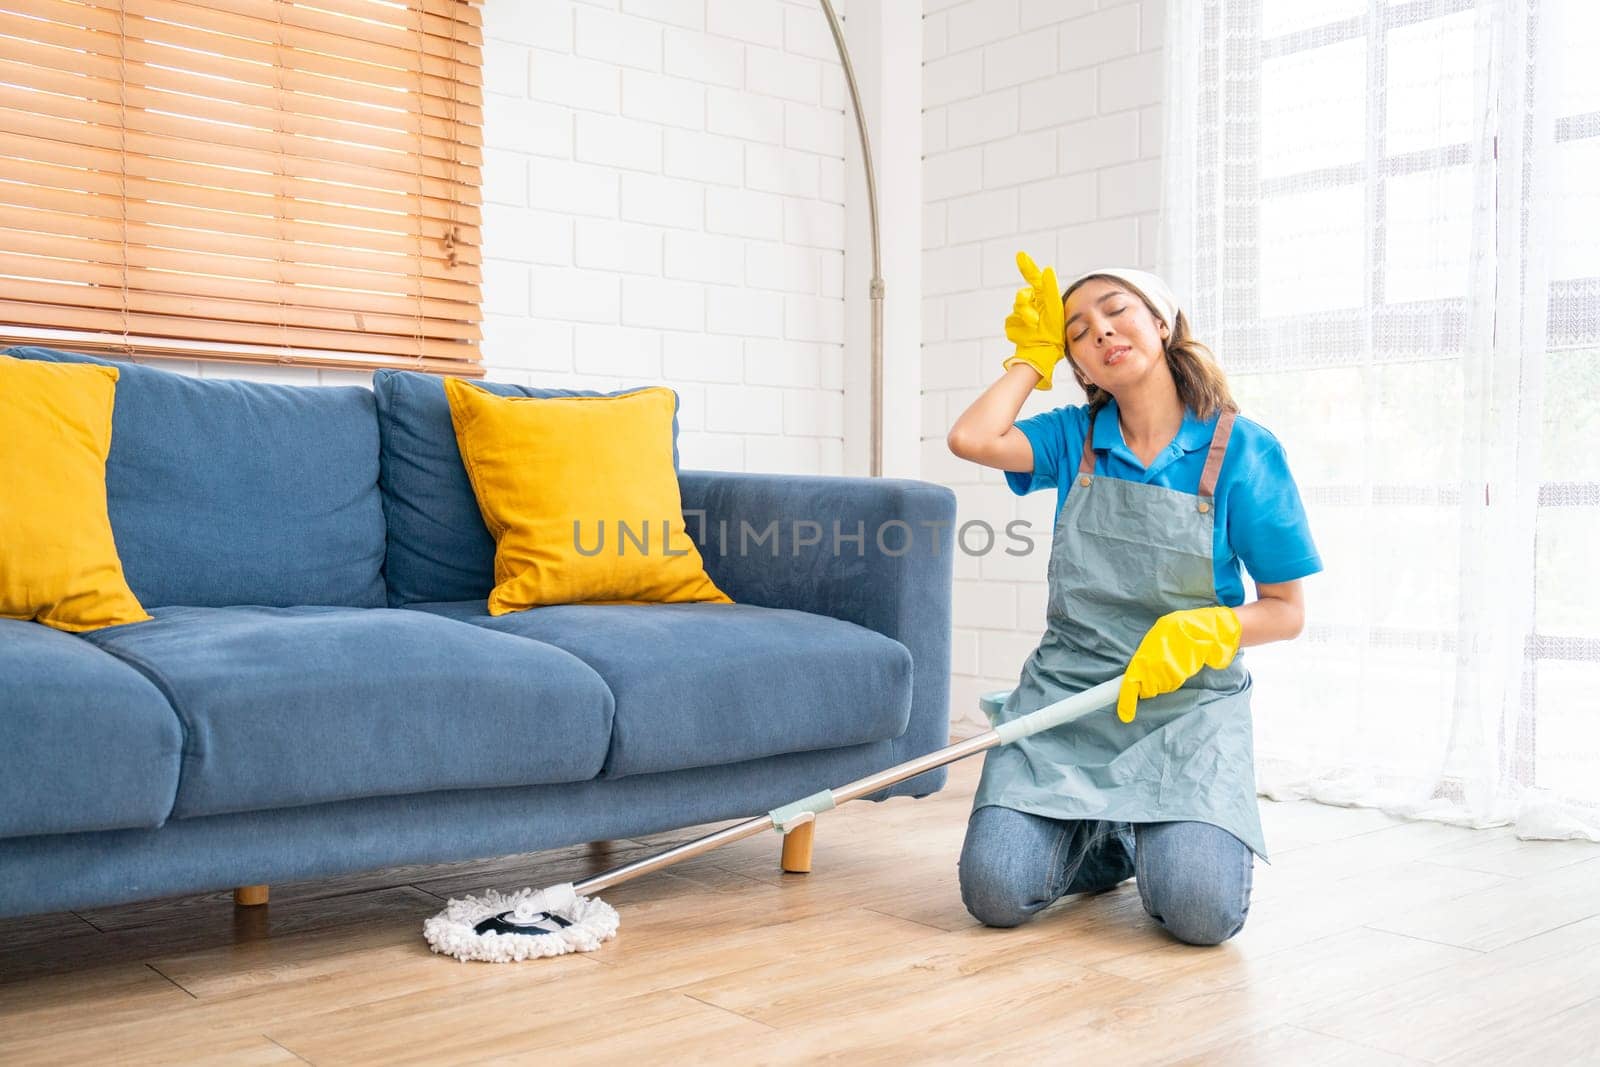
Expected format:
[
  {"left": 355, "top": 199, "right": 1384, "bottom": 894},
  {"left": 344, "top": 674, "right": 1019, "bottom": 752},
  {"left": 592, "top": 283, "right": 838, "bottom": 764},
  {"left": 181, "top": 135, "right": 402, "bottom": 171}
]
[{"left": 946, "top": 255, "right": 1322, "bottom": 946}]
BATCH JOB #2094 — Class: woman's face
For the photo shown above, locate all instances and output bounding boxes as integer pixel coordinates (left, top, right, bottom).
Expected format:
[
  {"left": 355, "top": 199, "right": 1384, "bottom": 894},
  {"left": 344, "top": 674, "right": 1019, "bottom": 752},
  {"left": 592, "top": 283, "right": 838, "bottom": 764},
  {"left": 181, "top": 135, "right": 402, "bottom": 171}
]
[{"left": 1062, "top": 278, "right": 1169, "bottom": 395}]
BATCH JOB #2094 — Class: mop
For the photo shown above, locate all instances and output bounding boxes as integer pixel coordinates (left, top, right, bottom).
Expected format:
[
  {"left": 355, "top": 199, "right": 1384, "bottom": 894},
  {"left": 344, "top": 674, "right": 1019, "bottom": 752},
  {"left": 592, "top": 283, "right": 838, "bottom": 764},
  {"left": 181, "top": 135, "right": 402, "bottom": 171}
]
[{"left": 423, "top": 674, "right": 1125, "bottom": 962}]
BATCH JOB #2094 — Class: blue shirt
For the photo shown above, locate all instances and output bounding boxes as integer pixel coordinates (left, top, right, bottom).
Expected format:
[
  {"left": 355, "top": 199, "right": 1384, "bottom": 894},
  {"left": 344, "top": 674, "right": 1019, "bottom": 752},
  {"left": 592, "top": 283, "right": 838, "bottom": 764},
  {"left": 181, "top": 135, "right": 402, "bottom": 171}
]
[{"left": 1005, "top": 399, "right": 1323, "bottom": 607}]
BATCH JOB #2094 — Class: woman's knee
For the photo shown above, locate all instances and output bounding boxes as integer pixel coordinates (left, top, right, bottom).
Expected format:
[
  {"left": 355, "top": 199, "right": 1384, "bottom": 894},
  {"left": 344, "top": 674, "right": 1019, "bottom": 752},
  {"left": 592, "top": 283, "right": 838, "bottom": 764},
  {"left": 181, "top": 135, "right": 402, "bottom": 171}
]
[
  {"left": 958, "top": 863, "right": 1035, "bottom": 928},
  {"left": 958, "top": 807, "right": 1061, "bottom": 928},
  {"left": 1134, "top": 822, "right": 1253, "bottom": 946},
  {"left": 1141, "top": 885, "right": 1248, "bottom": 945}
]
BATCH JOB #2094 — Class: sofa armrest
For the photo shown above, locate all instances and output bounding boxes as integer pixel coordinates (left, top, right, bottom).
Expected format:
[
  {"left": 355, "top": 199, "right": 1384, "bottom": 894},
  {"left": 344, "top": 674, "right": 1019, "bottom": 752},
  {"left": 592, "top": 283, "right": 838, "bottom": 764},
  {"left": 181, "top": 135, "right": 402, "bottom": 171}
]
[{"left": 677, "top": 470, "right": 957, "bottom": 800}]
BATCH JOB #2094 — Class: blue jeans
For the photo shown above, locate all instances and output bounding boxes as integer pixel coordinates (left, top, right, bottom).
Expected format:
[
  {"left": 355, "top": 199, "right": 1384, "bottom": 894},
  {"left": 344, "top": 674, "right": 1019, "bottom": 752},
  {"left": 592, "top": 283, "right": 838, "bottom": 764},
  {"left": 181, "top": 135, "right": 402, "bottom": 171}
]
[{"left": 957, "top": 805, "right": 1254, "bottom": 946}]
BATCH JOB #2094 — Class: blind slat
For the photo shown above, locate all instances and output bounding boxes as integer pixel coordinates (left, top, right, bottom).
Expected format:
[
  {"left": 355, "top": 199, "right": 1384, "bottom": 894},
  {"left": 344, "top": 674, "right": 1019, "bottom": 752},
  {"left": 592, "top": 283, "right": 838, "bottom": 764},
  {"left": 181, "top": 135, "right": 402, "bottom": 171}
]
[
  {"left": 123, "top": 0, "right": 484, "bottom": 89},
  {"left": 0, "top": 166, "right": 484, "bottom": 264},
  {"left": 313, "top": 0, "right": 484, "bottom": 37},
  {"left": 154, "top": 0, "right": 486, "bottom": 56},
  {"left": 2, "top": 209, "right": 482, "bottom": 283},
  {"left": 0, "top": 63, "right": 484, "bottom": 161},
  {"left": 8, "top": 0, "right": 120, "bottom": 33},
  {"left": 1, "top": 283, "right": 481, "bottom": 345},
  {"left": 126, "top": 42, "right": 484, "bottom": 130},
  {"left": 0, "top": 255, "right": 480, "bottom": 330},
  {"left": 0, "top": 130, "right": 483, "bottom": 230},
  {"left": 0, "top": 315, "right": 483, "bottom": 374},
  {"left": 122, "top": 33, "right": 484, "bottom": 120},
  {"left": 0, "top": 37, "right": 484, "bottom": 127},
  {"left": 6, "top": 3, "right": 484, "bottom": 108},
  {"left": 0, "top": 0, "right": 483, "bottom": 369},
  {"left": 136, "top": 0, "right": 485, "bottom": 71},
  {"left": 0, "top": 103, "right": 483, "bottom": 198},
  {"left": 0, "top": 231, "right": 482, "bottom": 304},
  {"left": 10, "top": 0, "right": 484, "bottom": 88}
]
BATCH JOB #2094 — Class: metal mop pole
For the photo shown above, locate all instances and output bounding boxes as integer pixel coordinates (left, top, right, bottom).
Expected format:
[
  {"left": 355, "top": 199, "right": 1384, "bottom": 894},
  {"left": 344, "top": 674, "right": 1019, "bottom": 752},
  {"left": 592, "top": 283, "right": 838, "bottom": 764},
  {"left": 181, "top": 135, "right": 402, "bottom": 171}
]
[{"left": 571, "top": 676, "right": 1124, "bottom": 897}]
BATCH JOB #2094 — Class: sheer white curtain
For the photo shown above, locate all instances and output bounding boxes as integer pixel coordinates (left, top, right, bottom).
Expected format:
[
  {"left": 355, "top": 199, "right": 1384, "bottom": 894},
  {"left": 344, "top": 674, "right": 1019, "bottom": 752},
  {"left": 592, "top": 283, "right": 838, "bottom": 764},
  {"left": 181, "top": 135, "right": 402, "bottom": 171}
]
[{"left": 1161, "top": 0, "right": 1600, "bottom": 838}]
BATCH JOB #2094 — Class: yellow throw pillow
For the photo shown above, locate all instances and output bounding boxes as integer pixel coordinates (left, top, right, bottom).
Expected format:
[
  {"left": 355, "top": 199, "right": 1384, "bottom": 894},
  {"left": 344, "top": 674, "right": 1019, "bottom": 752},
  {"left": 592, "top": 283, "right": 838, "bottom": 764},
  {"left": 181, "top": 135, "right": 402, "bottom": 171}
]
[
  {"left": 0, "top": 355, "right": 152, "bottom": 632},
  {"left": 444, "top": 379, "right": 732, "bottom": 613}
]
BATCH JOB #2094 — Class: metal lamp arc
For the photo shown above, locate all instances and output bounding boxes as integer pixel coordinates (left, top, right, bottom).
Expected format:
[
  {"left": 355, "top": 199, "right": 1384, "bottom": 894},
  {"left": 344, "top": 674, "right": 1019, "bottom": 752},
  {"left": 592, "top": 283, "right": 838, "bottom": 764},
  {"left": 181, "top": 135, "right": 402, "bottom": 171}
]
[{"left": 818, "top": 0, "right": 884, "bottom": 477}]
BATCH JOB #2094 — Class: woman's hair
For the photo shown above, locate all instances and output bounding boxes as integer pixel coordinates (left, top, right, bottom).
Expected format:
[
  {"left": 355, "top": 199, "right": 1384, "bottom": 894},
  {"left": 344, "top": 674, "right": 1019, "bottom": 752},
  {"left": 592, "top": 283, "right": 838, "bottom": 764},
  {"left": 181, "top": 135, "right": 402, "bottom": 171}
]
[{"left": 1060, "top": 274, "right": 1238, "bottom": 421}]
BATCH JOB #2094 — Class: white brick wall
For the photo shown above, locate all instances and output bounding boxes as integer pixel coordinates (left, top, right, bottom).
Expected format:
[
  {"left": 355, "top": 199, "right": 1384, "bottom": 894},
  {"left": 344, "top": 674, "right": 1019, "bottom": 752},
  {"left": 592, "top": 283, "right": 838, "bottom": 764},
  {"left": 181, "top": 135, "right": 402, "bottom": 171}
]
[
  {"left": 922, "top": 0, "right": 1167, "bottom": 732},
  {"left": 481, "top": 0, "right": 850, "bottom": 474}
]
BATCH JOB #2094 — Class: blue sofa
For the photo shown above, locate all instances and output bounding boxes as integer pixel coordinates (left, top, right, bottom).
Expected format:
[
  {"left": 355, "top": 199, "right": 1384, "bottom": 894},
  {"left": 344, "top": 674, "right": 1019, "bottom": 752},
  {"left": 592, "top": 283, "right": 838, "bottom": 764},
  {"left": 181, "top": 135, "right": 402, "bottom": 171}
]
[{"left": 0, "top": 347, "right": 956, "bottom": 919}]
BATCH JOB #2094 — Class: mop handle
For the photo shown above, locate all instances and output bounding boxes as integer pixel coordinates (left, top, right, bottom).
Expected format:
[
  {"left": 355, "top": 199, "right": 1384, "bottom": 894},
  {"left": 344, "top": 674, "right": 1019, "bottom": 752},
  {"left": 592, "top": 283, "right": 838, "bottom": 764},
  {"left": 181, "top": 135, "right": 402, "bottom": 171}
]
[
  {"left": 992, "top": 674, "right": 1123, "bottom": 744},
  {"left": 766, "top": 674, "right": 1124, "bottom": 831},
  {"left": 573, "top": 675, "right": 1124, "bottom": 896}
]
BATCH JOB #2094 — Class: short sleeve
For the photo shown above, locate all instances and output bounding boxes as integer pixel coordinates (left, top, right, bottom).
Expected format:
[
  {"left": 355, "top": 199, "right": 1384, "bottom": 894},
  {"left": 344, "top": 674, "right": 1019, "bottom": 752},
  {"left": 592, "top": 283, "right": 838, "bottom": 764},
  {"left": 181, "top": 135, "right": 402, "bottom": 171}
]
[
  {"left": 1004, "top": 406, "right": 1074, "bottom": 496},
  {"left": 1225, "top": 437, "right": 1323, "bottom": 584}
]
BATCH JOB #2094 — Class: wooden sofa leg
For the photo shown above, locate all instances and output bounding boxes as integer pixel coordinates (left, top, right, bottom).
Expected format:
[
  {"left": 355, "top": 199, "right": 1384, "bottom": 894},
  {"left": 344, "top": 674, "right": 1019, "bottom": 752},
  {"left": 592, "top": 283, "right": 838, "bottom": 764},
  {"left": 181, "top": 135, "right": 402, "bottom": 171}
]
[
  {"left": 233, "top": 884, "right": 269, "bottom": 906},
  {"left": 780, "top": 821, "right": 815, "bottom": 874}
]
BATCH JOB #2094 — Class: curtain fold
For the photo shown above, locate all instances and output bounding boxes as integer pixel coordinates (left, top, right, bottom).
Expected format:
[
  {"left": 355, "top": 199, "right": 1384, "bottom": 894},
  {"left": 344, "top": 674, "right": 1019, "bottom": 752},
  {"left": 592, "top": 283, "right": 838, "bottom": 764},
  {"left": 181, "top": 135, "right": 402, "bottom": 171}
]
[{"left": 1161, "top": 0, "right": 1600, "bottom": 840}]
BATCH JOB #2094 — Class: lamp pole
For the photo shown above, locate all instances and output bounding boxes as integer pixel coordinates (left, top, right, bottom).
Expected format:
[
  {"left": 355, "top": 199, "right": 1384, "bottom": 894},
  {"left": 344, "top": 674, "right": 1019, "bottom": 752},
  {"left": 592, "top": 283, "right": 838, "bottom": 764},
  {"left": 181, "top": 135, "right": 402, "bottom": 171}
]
[{"left": 818, "top": 0, "right": 884, "bottom": 478}]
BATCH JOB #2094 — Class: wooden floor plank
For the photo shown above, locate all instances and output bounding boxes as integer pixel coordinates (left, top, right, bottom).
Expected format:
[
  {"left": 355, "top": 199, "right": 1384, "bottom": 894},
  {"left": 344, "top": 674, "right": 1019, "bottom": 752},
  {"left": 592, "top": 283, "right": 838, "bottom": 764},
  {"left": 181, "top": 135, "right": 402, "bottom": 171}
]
[
  {"left": 677, "top": 911, "right": 1092, "bottom": 1029},
  {"left": 0, "top": 911, "right": 101, "bottom": 948},
  {"left": 704, "top": 953, "right": 1147, "bottom": 1066},
  {"left": 1419, "top": 829, "right": 1600, "bottom": 879},
  {"left": 0, "top": 1024, "right": 308, "bottom": 1067},
  {"left": 270, "top": 988, "right": 754, "bottom": 1067},
  {"left": 1291, "top": 913, "right": 1600, "bottom": 1062},
  {"left": 966, "top": 925, "right": 1474, "bottom": 1065},
  {"left": 458, "top": 995, "right": 775, "bottom": 1067},
  {"left": 1091, "top": 924, "right": 1476, "bottom": 1006},
  {"left": 0, "top": 887, "right": 440, "bottom": 986},
  {"left": 0, "top": 963, "right": 193, "bottom": 1035},
  {"left": 1168, "top": 1024, "right": 1424, "bottom": 1066},
  {"left": 1446, "top": 992, "right": 1600, "bottom": 1065},
  {"left": 1096, "top": 857, "right": 1505, "bottom": 978},
  {"left": 1365, "top": 855, "right": 1600, "bottom": 952},
  {"left": 1255, "top": 795, "right": 1409, "bottom": 852},
  {"left": 1247, "top": 816, "right": 1498, "bottom": 903}
]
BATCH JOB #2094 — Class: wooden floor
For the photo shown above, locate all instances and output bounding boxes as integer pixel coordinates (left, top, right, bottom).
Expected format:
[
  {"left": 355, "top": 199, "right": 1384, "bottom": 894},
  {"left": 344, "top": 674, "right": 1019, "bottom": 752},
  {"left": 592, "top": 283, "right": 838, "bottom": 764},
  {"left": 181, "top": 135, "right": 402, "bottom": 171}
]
[{"left": 4, "top": 756, "right": 1600, "bottom": 1065}]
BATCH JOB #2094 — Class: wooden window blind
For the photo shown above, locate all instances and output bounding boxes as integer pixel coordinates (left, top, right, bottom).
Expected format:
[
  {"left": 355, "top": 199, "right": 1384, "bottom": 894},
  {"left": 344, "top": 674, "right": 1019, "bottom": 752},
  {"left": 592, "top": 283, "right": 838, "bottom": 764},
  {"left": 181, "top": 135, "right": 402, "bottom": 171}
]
[{"left": 0, "top": 0, "right": 484, "bottom": 376}]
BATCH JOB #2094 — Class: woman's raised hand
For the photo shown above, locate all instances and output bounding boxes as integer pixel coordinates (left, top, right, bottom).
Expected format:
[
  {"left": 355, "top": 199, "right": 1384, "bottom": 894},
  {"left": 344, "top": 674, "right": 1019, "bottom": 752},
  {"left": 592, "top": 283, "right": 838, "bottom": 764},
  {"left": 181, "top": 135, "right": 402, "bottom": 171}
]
[{"left": 1002, "top": 251, "right": 1066, "bottom": 390}]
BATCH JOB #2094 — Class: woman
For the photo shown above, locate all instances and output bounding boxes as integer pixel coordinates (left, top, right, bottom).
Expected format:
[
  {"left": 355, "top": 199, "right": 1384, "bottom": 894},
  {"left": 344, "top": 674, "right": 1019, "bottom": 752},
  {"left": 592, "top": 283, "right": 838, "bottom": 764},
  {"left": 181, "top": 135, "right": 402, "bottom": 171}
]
[{"left": 945, "top": 253, "right": 1322, "bottom": 945}]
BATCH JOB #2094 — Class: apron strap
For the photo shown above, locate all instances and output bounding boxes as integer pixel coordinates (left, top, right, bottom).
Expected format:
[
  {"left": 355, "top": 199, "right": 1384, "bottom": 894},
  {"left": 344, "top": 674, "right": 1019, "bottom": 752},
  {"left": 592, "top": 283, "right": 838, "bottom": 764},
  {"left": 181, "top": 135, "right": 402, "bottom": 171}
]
[{"left": 1196, "top": 409, "right": 1236, "bottom": 505}]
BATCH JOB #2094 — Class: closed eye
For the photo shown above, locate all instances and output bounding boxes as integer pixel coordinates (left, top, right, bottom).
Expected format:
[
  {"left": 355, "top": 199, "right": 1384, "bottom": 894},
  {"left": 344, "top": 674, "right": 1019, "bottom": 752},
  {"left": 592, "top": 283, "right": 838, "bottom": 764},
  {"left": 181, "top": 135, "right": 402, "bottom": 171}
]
[{"left": 1069, "top": 305, "right": 1127, "bottom": 343}]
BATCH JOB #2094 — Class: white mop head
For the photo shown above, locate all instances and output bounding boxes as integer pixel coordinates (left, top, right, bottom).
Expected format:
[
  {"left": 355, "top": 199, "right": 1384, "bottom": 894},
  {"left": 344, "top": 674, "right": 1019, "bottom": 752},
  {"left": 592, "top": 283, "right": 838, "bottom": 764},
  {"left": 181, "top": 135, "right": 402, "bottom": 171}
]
[{"left": 422, "top": 882, "right": 620, "bottom": 963}]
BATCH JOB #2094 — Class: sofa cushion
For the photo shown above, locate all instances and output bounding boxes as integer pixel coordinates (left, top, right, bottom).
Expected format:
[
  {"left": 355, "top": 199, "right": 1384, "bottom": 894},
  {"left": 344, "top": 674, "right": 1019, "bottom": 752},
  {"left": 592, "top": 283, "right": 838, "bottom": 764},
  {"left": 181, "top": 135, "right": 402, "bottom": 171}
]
[
  {"left": 82, "top": 606, "right": 615, "bottom": 819},
  {"left": 372, "top": 369, "right": 679, "bottom": 608},
  {"left": 4, "top": 346, "right": 386, "bottom": 609},
  {"left": 0, "top": 356, "right": 151, "bottom": 633},
  {"left": 444, "top": 380, "right": 730, "bottom": 611},
  {"left": 409, "top": 600, "right": 913, "bottom": 779},
  {"left": 0, "top": 620, "right": 181, "bottom": 838}
]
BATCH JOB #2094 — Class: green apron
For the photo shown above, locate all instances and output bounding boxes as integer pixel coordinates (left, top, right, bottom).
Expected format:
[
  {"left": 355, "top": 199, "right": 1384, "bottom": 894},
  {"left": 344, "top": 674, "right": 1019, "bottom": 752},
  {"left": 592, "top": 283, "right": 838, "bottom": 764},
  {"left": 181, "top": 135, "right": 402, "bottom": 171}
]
[{"left": 973, "top": 408, "right": 1267, "bottom": 859}]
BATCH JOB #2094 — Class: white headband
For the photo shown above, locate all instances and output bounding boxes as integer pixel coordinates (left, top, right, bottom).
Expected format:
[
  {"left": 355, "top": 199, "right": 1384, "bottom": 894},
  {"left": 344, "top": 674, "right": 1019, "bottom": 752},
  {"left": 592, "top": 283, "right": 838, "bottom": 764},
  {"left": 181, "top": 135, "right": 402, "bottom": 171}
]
[{"left": 1061, "top": 267, "right": 1180, "bottom": 330}]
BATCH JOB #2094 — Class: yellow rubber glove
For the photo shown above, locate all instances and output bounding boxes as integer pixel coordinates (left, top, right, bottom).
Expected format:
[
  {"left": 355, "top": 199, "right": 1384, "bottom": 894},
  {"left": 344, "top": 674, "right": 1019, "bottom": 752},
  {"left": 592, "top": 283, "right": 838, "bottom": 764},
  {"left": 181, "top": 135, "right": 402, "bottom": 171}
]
[
  {"left": 1002, "top": 251, "right": 1065, "bottom": 390},
  {"left": 1117, "top": 606, "right": 1243, "bottom": 723}
]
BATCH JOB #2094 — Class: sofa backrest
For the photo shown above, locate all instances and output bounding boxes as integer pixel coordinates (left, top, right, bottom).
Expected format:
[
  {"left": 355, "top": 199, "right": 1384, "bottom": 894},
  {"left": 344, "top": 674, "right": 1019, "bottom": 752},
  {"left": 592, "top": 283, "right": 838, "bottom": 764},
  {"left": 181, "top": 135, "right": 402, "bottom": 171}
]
[
  {"left": 6, "top": 347, "right": 386, "bottom": 609},
  {"left": 372, "top": 369, "right": 679, "bottom": 607}
]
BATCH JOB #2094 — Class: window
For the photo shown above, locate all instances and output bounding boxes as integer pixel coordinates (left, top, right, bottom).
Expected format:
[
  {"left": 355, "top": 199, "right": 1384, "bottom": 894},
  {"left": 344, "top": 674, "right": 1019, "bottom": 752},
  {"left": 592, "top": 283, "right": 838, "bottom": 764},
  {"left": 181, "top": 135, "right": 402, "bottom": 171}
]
[
  {"left": 1165, "top": 0, "right": 1600, "bottom": 829},
  {"left": 0, "top": 0, "right": 485, "bottom": 375}
]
